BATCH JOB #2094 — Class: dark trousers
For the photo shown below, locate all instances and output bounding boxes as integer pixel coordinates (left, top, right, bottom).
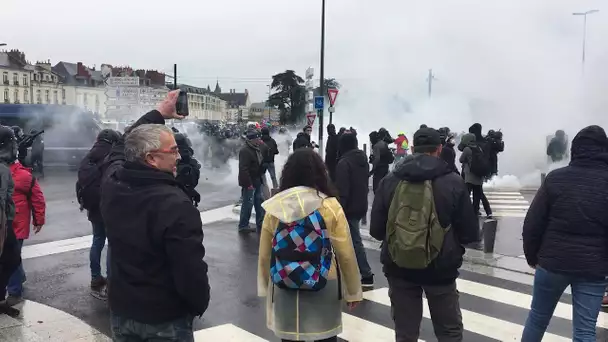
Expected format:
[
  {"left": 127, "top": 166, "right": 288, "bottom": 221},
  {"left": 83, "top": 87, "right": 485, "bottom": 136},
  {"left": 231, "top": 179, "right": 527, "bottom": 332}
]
[
  {"left": 111, "top": 313, "right": 194, "bottom": 342},
  {"left": 282, "top": 338, "right": 337, "bottom": 342},
  {"left": 372, "top": 166, "right": 389, "bottom": 193},
  {"left": 387, "top": 276, "right": 463, "bottom": 342},
  {"left": 466, "top": 183, "right": 492, "bottom": 216},
  {"left": 0, "top": 222, "right": 21, "bottom": 300}
]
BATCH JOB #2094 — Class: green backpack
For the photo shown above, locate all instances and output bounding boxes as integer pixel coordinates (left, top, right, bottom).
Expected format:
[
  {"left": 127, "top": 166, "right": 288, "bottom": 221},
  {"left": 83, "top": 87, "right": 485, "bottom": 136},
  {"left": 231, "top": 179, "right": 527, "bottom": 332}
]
[{"left": 386, "top": 180, "right": 450, "bottom": 269}]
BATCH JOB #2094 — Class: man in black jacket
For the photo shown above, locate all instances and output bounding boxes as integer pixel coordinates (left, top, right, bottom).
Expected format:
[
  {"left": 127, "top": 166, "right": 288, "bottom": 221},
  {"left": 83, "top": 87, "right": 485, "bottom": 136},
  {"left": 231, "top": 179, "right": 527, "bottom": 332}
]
[
  {"left": 370, "top": 128, "right": 393, "bottom": 193},
  {"left": 292, "top": 126, "right": 314, "bottom": 150},
  {"left": 438, "top": 127, "right": 459, "bottom": 175},
  {"left": 260, "top": 127, "right": 279, "bottom": 189},
  {"left": 101, "top": 90, "right": 210, "bottom": 341},
  {"left": 335, "top": 130, "right": 374, "bottom": 287},
  {"left": 238, "top": 129, "right": 268, "bottom": 233},
  {"left": 521, "top": 125, "right": 608, "bottom": 341},
  {"left": 370, "top": 127, "right": 479, "bottom": 342},
  {"left": 325, "top": 124, "right": 339, "bottom": 181}
]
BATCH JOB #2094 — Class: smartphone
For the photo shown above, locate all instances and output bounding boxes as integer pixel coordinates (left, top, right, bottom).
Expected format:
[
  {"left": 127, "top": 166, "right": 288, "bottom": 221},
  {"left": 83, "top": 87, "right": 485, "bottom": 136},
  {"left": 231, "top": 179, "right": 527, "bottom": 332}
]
[{"left": 176, "top": 90, "right": 189, "bottom": 116}]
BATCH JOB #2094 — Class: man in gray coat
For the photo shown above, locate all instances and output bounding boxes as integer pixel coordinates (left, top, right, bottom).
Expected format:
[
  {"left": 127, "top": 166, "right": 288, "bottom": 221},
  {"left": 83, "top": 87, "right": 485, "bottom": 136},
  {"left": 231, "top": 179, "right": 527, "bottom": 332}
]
[{"left": 459, "top": 133, "right": 492, "bottom": 218}]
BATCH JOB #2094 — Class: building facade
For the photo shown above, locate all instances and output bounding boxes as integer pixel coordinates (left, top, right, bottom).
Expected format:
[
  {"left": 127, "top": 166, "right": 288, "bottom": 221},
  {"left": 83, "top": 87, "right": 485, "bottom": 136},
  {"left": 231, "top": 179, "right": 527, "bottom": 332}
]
[
  {"left": 249, "top": 102, "right": 280, "bottom": 121},
  {"left": 215, "top": 83, "right": 251, "bottom": 123},
  {"left": 53, "top": 61, "right": 107, "bottom": 116}
]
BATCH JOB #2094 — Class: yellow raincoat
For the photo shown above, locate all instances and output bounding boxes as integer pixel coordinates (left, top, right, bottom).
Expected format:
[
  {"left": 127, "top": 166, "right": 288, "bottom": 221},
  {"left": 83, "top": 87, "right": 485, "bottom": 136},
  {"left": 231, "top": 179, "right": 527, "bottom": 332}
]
[{"left": 257, "top": 186, "right": 363, "bottom": 341}]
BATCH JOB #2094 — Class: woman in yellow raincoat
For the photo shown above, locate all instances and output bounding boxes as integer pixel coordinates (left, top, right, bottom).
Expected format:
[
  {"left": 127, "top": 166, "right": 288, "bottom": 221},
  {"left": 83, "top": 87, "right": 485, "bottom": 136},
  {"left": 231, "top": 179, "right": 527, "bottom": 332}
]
[{"left": 257, "top": 148, "right": 363, "bottom": 342}]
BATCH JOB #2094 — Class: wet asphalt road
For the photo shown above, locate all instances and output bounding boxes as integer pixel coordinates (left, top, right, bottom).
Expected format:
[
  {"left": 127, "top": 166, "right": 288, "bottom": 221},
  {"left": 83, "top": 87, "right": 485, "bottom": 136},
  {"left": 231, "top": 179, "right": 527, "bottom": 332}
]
[{"left": 19, "top": 170, "right": 538, "bottom": 340}]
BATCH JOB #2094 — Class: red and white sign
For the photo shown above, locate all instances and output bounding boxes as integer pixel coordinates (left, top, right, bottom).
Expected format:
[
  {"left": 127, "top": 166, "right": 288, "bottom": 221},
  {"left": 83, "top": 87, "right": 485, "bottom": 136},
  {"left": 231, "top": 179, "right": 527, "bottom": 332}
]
[
  {"left": 327, "top": 88, "right": 339, "bottom": 107},
  {"left": 306, "top": 113, "right": 316, "bottom": 126}
]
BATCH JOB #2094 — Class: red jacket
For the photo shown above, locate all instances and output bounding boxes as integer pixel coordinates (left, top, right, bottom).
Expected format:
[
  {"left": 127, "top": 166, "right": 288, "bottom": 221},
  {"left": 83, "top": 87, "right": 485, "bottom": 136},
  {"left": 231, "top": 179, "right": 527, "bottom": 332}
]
[{"left": 10, "top": 162, "right": 45, "bottom": 240}]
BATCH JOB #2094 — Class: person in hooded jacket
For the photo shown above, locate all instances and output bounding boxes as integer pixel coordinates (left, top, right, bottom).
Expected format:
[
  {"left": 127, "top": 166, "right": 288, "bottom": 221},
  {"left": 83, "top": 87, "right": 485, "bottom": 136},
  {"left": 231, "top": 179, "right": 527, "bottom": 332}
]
[
  {"left": 238, "top": 129, "right": 269, "bottom": 233},
  {"left": 521, "top": 125, "right": 608, "bottom": 341},
  {"left": 260, "top": 127, "right": 279, "bottom": 189},
  {"left": 174, "top": 132, "right": 201, "bottom": 207},
  {"left": 258, "top": 148, "right": 362, "bottom": 342},
  {"left": 546, "top": 129, "right": 568, "bottom": 163},
  {"left": 6, "top": 155, "right": 45, "bottom": 305},
  {"left": 438, "top": 127, "right": 459, "bottom": 175},
  {"left": 370, "top": 128, "right": 394, "bottom": 193},
  {"left": 293, "top": 126, "right": 314, "bottom": 150},
  {"left": 370, "top": 127, "right": 479, "bottom": 342},
  {"left": 325, "top": 124, "right": 339, "bottom": 182},
  {"left": 0, "top": 126, "right": 22, "bottom": 317},
  {"left": 78, "top": 129, "right": 122, "bottom": 300},
  {"left": 335, "top": 130, "right": 374, "bottom": 287}
]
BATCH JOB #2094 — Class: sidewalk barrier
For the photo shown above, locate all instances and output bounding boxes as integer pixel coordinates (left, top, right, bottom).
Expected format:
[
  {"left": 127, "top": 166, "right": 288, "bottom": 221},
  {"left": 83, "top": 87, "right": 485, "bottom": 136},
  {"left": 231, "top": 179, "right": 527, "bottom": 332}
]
[{"left": 482, "top": 219, "right": 498, "bottom": 254}]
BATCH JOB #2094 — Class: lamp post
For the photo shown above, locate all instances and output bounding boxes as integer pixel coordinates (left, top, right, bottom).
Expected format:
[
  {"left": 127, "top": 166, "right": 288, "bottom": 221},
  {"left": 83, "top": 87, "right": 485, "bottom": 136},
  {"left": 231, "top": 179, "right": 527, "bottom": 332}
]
[
  {"left": 0, "top": 43, "right": 6, "bottom": 47},
  {"left": 317, "top": 0, "right": 326, "bottom": 159},
  {"left": 266, "top": 84, "right": 271, "bottom": 121},
  {"left": 573, "top": 10, "right": 599, "bottom": 75}
]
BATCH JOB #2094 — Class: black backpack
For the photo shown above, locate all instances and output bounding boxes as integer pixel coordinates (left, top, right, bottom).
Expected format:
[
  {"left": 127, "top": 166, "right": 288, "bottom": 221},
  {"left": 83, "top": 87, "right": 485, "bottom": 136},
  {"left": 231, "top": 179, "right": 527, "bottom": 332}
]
[
  {"left": 75, "top": 156, "right": 105, "bottom": 212},
  {"left": 469, "top": 142, "right": 492, "bottom": 178}
]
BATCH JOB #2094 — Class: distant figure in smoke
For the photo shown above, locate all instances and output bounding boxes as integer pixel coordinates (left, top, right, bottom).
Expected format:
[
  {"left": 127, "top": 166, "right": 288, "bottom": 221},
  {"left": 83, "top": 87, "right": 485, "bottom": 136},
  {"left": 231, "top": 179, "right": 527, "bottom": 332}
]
[
  {"left": 547, "top": 130, "right": 568, "bottom": 163},
  {"left": 370, "top": 128, "right": 394, "bottom": 193},
  {"left": 238, "top": 129, "right": 268, "bottom": 233},
  {"left": 325, "top": 124, "right": 339, "bottom": 182},
  {"left": 393, "top": 132, "right": 410, "bottom": 164},
  {"left": 438, "top": 127, "right": 459, "bottom": 175},
  {"left": 292, "top": 126, "right": 314, "bottom": 150},
  {"left": 260, "top": 127, "right": 279, "bottom": 189},
  {"left": 10, "top": 127, "right": 27, "bottom": 167},
  {"left": 174, "top": 133, "right": 201, "bottom": 207}
]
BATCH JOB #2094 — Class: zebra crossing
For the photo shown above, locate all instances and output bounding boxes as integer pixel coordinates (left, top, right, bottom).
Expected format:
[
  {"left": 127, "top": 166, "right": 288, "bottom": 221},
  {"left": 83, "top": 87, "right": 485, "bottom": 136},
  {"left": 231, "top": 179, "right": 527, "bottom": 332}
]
[
  {"left": 190, "top": 263, "right": 608, "bottom": 341},
  {"left": 476, "top": 189, "right": 530, "bottom": 218}
]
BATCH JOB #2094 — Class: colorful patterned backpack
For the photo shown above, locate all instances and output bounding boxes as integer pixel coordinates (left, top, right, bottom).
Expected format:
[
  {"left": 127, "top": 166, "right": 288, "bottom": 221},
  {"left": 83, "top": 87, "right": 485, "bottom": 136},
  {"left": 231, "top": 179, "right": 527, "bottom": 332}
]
[{"left": 270, "top": 210, "right": 333, "bottom": 291}]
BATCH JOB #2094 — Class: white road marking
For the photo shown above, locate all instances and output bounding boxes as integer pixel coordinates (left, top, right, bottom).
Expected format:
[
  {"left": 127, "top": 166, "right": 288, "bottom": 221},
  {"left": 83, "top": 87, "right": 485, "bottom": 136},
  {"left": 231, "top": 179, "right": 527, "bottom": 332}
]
[
  {"left": 340, "top": 313, "right": 424, "bottom": 342},
  {"left": 193, "top": 324, "right": 268, "bottom": 341},
  {"left": 363, "top": 288, "right": 569, "bottom": 341}
]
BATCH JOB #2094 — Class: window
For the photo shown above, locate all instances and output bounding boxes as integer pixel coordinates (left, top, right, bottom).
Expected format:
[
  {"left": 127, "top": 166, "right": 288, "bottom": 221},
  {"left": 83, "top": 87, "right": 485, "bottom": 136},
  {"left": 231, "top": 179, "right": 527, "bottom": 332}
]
[
  {"left": 45, "top": 90, "right": 50, "bottom": 103},
  {"left": 22, "top": 74, "right": 28, "bottom": 86},
  {"left": 36, "top": 90, "right": 41, "bottom": 104},
  {"left": 13, "top": 90, "right": 18, "bottom": 103},
  {"left": 24, "top": 90, "right": 28, "bottom": 103},
  {"left": 2, "top": 72, "right": 7, "bottom": 84},
  {"left": 53, "top": 90, "right": 58, "bottom": 104},
  {"left": 45, "top": 75, "right": 50, "bottom": 81},
  {"left": 61, "top": 89, "right": 65, "bottom": 99},
  {"left": 51, "top": 76, "right": 55, "bottom": 83},
  {"left": 33, "top": 74, "right": 38, "bottom": 81},
  {"left": 3, "top": 88, "right": 9, "bottom": 103},
  {"left": 83, "top": 93, "right": 88, "bottom": 110},
  {"left": 12, "top": 73, "right": 18, "bottom": 85}
]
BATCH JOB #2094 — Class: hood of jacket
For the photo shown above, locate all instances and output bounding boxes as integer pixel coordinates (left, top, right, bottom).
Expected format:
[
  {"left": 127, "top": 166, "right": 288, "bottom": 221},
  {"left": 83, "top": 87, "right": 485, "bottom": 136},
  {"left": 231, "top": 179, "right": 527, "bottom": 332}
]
[
  {"left": 338, "top": 132, "right": 358, "bottom": 155},
  {"left": 460, "top": 133, "right": 476, "bottom": 146},
  {"left": 393, "top": 153, "right": 451, "bottom": 182},
  {"left": 341, "top": 149, "right": 368, "bottom": 167},
  {"left": 296, "top": 132, "right": 310, "bottom": 141},
  {"left": 570, "top": 125, "right": 608, "bottom": 167},
  {"left": 327, "top": 124, "right": 336, "bottom": 136},
  {"left": 262, "top": 186, "right": 328, "bottom": 223},
  {"left": 469, "top": 123, "right": 483, "bottom": 141}
]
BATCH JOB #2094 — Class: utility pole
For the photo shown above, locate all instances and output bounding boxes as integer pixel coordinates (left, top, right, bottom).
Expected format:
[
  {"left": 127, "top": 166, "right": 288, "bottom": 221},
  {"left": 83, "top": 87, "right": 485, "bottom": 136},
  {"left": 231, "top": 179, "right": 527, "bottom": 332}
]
[
  {"left": 426, "top": 69, "right": 436, "bottom": 98},
  {"left": 173, "top": 64, "right": 177, "bottom": 90},
  {"left": 573, "top": 10, "right": 599, "bottom": 76},
  {"left": 318, "top": 0, "right": 326, "bottom": 159},
  {"left": 266, "top": 84, "right": 271, "bottom": 121}
]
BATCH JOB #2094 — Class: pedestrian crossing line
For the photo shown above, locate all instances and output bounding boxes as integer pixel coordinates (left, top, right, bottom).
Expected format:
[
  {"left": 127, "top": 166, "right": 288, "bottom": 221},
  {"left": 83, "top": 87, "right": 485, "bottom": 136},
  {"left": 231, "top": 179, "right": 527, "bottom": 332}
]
[
  {"left": 490, "top": 212, "right": 527, "bottom": 218},
  {"left": 455, "top": 278, "right": 608, "bottom": 329},
  {"left": 487, "top": 204, "right": 529, "bottom": 210},
  {"left": 193, "top": 323, "right": 269, "bottom": 341},
  {"left": 363, "top": 287, "right": 570, "bottom": 341},
  {"left": 339, "top": 313, "right": 424, "bottom": 342},
  {"left": 481, "top": 199, "right": 529, "bottom": 205},
  {"left": 474, "top": 195, "right": 525, "bottom": 200},
  {"left": 483, "top": 191, "right": 523, "bottom": 196}
]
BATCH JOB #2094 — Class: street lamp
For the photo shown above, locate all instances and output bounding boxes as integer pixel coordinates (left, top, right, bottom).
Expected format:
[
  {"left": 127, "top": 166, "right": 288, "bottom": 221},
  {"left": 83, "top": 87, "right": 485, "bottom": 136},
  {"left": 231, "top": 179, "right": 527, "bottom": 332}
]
[
  {"left": 573, "top": 9, "right": 599, "bottom": 74},
  {"left": 318, "top": 0, "right": 326, "bottom": 158},
  {"left": 0, "top": 43, "right": 6, "bottom": 47}
]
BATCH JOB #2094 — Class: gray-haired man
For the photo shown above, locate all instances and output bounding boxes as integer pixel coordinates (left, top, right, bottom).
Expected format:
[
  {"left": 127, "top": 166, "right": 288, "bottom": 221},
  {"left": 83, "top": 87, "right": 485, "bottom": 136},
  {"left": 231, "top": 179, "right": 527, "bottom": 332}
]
[{"left": 101, "top": 91, "right": 210, "bottom": 341}]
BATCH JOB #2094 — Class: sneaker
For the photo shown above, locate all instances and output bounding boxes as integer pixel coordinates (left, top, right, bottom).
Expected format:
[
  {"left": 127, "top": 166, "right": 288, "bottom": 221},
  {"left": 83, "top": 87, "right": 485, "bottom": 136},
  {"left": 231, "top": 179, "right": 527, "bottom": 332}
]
[
  {"left": 238, "top": 227, "right": 256, "bottom": 234},
  {"left": 91, "top": 286, "right": 108, "bottom": 301},
  {"left": 0, "top": 301, "right": 20, "bottom": 317},
  {"left": 362, "top": 275, "right": 374, "bottom": 288},
  {"left": 5, "top": 295, "right": 23, "bottom": 307},
  {"left": 90, "top": 276, "right": 107, "bottom": 292},
  {"left": 602, "top": 295, "right": 608, "bottom": 308}
]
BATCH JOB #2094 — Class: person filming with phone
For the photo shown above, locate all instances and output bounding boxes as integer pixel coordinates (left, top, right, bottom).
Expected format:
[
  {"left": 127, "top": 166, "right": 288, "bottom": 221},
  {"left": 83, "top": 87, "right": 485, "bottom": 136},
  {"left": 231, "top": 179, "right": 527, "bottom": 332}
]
[{"left": 100, "top": 90, "right": 210, "bottom": 341}]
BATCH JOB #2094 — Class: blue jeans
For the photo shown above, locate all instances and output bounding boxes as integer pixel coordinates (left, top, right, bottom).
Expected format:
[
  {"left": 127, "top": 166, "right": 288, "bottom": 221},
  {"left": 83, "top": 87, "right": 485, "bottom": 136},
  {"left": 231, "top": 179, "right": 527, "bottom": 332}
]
[
  {"left": 111, "top": 313, "right": 194, "bottom": 342},
  {"left": 239, "top": 185, "right": 265, "bottom": 231},
  {"left": 90, "top": 219, "right": 109, "bottom": 280},
  {"left": 7, "top": 239, "right": 25, "bottom": 297},
  {"left": 522, "top": 266, "right": 607, "bottom": 342},
  {"left": 347, "top": 218, "right": 373, "bottom": 278},
  {"left": 263, "top": 162, "right": 278, "bottom": 189}
]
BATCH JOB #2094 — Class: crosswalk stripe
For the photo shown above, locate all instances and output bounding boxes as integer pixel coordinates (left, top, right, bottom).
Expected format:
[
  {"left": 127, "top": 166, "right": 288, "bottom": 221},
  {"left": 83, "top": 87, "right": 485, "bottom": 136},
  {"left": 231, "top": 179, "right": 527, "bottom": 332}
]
[
  {"left": 483, "top": 191, "right": 523, "bottom": 196},
  {"left": 339, "top": 313, "right": 423, "bottom": 342},
  {"left": 477, "top": 196, "right": 526, "bottom": 200},
  {"left": 486, "top": 204, "right": 529, "bottom": 210},
  {"left": 491, "top": 212, "right": 527, "bottom": 218},
  {"left": 456, "top": 278, "right": 608, "bottom": 329},
  {"left": 480, "top": 199, "right": 529, "bottom": 205},
  {"left": 193, "top": 323, "right": 269, "bottom": 341},
  {"left": 363, "top": 287, "right": 570, "bottom": 341}
]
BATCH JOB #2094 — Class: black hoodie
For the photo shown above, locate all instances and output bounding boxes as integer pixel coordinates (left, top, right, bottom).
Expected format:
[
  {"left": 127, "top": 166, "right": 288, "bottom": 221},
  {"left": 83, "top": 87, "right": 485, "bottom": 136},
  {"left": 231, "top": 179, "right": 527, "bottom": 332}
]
[
  {"left": 370, "top": 153, "right": 479, "bottom": 284},
  {"left": 325, "top": 124, "right": 339, "bottom": 180},
  {"left": 293, "top": 132, "right": 312, "bottom": 150},
  {"left": 523, "top": 125, "right": 608, "bottom": 278},
  {"left": 260, "top": 128, "right": 279, "bottom": 163},
  {"left": 335, "top": 133, "right": 369, "bottom": 220}
]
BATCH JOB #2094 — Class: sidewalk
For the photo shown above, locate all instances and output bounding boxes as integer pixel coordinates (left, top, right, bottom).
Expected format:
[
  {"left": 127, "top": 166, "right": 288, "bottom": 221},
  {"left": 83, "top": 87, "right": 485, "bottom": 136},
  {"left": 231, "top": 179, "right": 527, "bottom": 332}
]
[{"left": 0, "top": 300, "right": 109, "bottom": 341}]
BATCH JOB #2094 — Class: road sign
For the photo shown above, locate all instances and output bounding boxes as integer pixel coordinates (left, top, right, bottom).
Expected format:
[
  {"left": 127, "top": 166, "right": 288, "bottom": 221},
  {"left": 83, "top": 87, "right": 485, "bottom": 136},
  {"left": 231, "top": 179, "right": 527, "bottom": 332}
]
[
  {"left": 327, "top": 88, "right": 339, "bottom": 107},
  {"left": 328, "top": 106, "right": 335, "bottom": 113},
  {"left": 314, "top": 96, "right": 324, "bottom": 110},
  {"left": 106, "top": 77, "right": 140, "bottom": 87},
  {"left": 306, "top": 113, "right": 316, "bottom": 126}
]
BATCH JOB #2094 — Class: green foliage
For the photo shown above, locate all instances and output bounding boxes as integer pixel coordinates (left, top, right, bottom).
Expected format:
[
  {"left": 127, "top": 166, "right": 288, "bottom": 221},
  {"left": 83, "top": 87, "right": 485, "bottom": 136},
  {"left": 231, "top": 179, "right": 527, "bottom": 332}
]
[{"left": 269, "top": 70, "right": 306, "bottom": 125}]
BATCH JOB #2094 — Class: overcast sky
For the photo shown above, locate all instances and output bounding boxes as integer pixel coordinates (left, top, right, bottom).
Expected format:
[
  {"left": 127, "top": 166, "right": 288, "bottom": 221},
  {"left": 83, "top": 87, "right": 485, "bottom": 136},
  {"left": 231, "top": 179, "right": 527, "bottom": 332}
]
[{"left": 2, "top": 0, "right": 607, "bottom": 178}]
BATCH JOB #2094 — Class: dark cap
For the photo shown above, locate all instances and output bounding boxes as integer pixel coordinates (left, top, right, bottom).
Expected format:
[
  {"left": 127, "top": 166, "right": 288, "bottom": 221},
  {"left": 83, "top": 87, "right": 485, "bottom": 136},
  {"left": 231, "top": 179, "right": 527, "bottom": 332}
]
[{"left": 413, "top": 127, "right": 441, "bottom": 150}]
